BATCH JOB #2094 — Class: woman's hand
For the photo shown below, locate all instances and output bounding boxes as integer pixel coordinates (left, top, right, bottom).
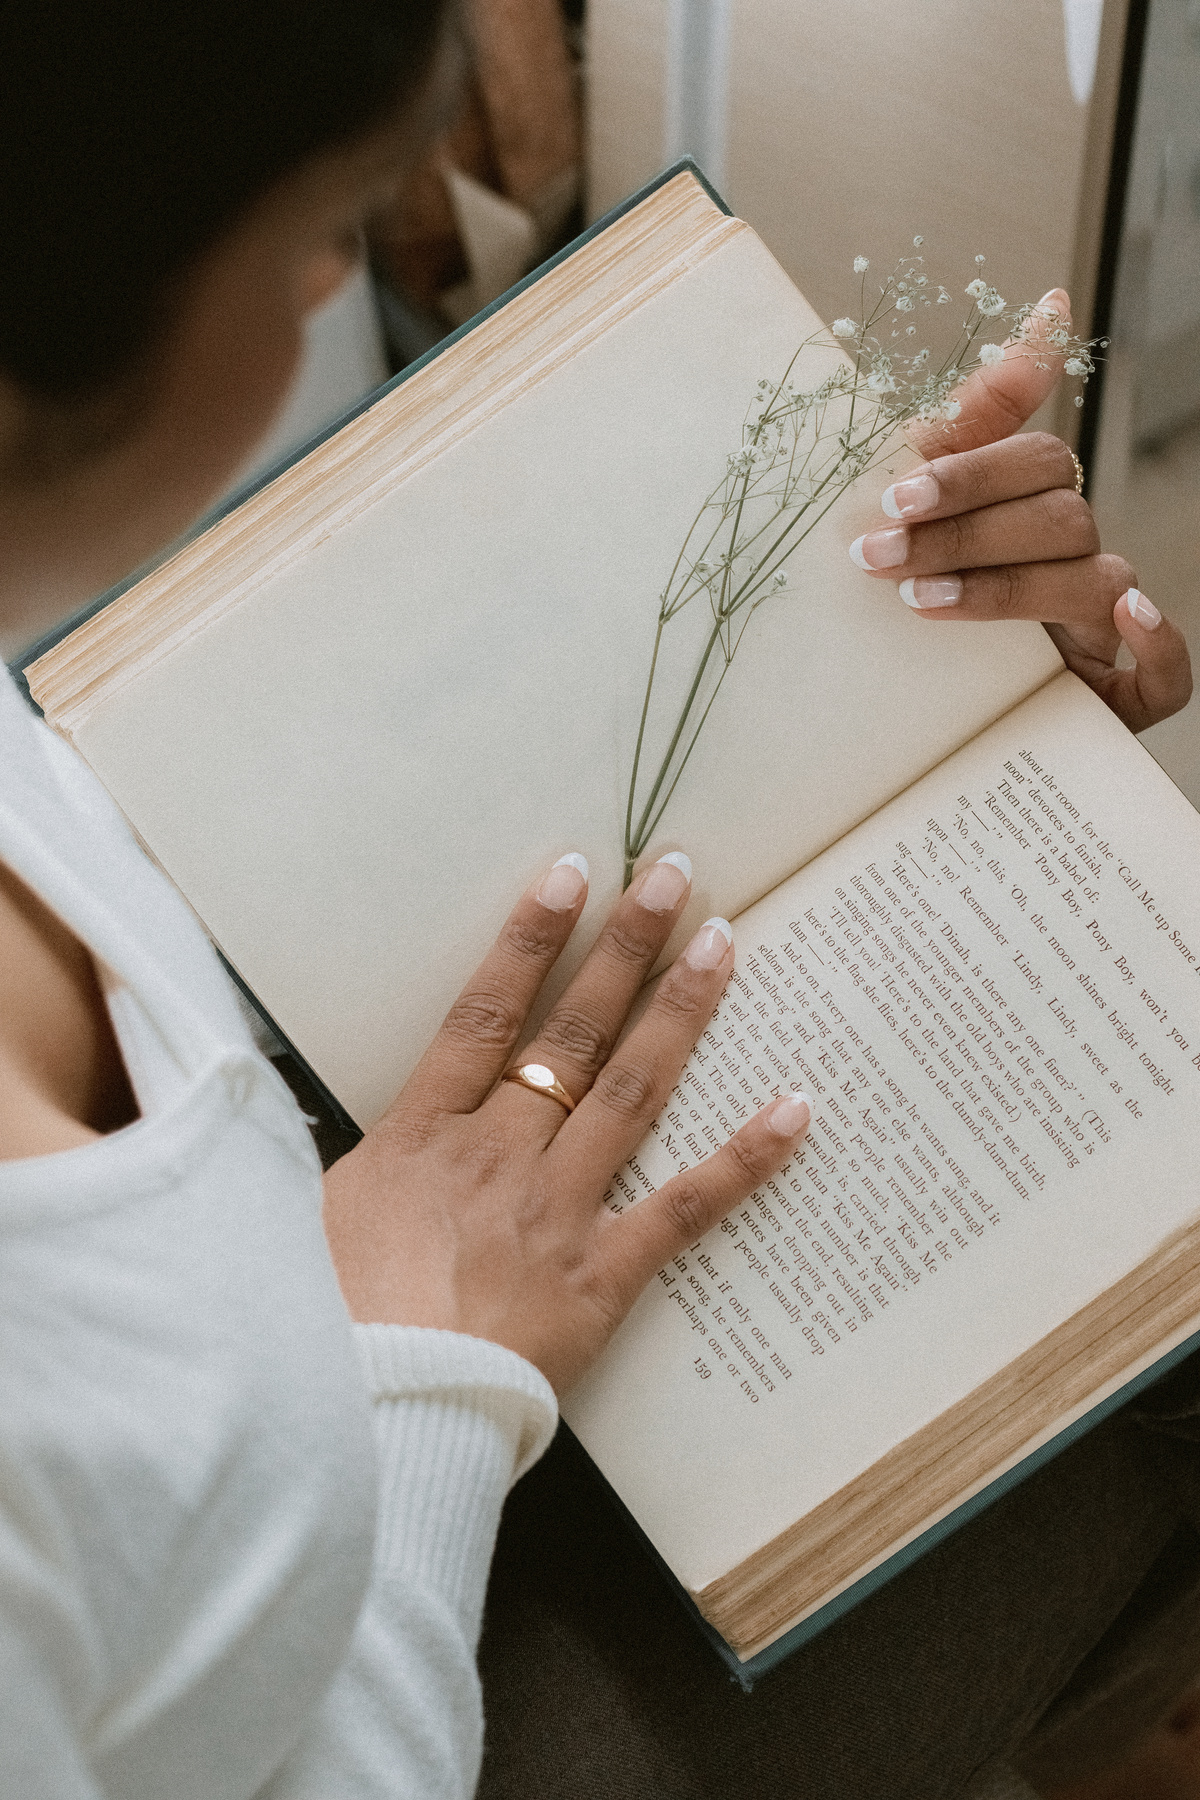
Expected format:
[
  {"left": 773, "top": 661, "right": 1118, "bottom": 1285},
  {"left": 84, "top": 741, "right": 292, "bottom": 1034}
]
[
  {"left": 849, "top": 288, "right": 1192, "bottom": 733},
  {"left": 322, "top": 854, "right": 810, "bottom": 1394}
]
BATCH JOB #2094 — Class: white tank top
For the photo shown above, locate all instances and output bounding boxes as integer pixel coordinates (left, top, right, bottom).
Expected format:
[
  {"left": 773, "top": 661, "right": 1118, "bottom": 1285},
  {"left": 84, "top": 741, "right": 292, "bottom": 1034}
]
[{"left": 0, "top": 666, "right": 378, "bottom": 1796}]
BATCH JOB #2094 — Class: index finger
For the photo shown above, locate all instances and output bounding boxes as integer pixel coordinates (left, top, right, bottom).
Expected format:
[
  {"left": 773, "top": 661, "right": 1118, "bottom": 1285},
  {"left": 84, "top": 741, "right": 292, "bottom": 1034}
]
[
  {"left": 907, "top": 287, "right": 1072, "bottom": 460},
  {"left": 875, "top": 432, "right": 1079, "bottom": 528},
  {"left": 398, "top": 854, "right": 589, "bottom": 1120}
]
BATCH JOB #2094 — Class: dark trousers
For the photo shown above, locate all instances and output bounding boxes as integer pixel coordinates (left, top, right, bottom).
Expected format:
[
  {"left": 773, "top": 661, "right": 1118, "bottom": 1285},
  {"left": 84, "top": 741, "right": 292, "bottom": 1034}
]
[{"left": 477, "top": 1350, "right": 1200, "bottom": 1799}]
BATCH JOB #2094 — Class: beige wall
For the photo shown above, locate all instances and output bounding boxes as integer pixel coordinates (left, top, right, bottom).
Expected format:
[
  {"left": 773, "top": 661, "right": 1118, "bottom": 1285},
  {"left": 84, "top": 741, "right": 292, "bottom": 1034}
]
[{"left": 588, "top": 0, "right": 1125, "bottom": 439}]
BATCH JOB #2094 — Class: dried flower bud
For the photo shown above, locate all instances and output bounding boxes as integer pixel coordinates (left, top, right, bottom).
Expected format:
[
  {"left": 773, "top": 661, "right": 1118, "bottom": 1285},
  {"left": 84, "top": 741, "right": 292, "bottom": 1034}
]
[
  {"left": 978, "top": 343, "right": 1005, "bottom": 366},
  {"left": 831, "top": 318, "right": 858, "bottom": 338}
]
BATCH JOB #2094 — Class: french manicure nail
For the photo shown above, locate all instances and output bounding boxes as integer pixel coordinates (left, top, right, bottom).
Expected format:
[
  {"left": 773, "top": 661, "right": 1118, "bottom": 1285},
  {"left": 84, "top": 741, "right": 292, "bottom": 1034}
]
[
  {"left": 1126, "top": 588, "right": 1161, "bottom": 630},
  {"left": 685, "top": 916, "right": 733, "bottom": 970},
  {"left": 538, "top": 852, "right": 588, "bottom": 912},
  {"left": 850, "top": 526, "right": 908, "bottom": 570},
  {"left": 881, "top": 471, "right": 940, "bottom": 519},
  {"left": 635, "top": 851, "right": 692, "bottom": 913},
  {"left": 766, "top": 1091, "right": 813, "bottom": 1138},
  {"left": 899, "top": 575, "right": 963, "bottom": 610}
]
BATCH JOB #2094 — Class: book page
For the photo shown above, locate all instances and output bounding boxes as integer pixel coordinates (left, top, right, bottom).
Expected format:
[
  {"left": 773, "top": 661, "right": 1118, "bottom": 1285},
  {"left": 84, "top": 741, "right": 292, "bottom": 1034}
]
[
  {"left": 565, "top": 673, "right": 1200, "bottom": 1593},
  {"left": 65, "top": 221, "right": 1059, "bottom": 1125}
]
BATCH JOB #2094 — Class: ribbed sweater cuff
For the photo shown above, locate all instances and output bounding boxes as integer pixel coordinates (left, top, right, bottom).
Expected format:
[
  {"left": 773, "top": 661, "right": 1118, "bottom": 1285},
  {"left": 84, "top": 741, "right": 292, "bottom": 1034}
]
[{"left": 352, "top": 1326, "right": 558, "bottom": 1644}]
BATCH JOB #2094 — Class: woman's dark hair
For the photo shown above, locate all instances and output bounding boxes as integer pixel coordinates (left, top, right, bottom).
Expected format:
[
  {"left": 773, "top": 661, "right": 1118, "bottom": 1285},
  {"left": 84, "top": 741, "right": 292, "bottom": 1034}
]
[{"left": 0, "top": 0, "right": 446, "bottom": 400}]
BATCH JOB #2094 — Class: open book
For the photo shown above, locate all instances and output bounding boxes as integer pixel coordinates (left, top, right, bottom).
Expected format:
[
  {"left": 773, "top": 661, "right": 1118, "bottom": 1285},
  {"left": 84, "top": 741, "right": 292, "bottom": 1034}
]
[{"left": 24, "top": 166, "right": 1200, "bottom": 1674}]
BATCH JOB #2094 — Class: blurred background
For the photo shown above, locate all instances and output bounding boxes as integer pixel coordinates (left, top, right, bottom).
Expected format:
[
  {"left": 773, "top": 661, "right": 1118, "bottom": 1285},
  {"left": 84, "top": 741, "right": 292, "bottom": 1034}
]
[{"left": 22, "top": 0, "right": 1196, "bottom": 805}]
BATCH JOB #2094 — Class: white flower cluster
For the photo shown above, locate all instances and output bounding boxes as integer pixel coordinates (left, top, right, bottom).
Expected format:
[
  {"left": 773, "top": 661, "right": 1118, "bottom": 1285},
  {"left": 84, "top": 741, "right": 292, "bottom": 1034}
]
[
  {"left": 965, "top": 277, "right": 1006, "bottom": 316},
  {"left": 626, "top": 241, "right": 1104, "bottom": 886}
]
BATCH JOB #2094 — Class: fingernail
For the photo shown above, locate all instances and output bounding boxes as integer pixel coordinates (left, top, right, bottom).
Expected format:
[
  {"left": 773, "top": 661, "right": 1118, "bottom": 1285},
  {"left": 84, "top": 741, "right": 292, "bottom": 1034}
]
[
  {"left": 635, "top": 851, "right": 692, "bottom": 913},
  {"left": 881, "top": 471, "right": 940, "bottom": 519},
  {"left": 537, "top": 852, "right": 588, "bottom": 912},
  {"left": 850, "top": 526, "right": 908, "bottom": 570},
  {"left": 899, "top": 575, "right": 962, "bottom": 610},
  {"left": 1126, "top": 588, "right": 1161, "bottom": 630},
  {"left": 766, "top": 1091, "right": 813, "bottom": 1138},
  {"left": 1023, "top": 289, "right": 1071, "bottom": 342},
  {"left": 684, "top": 916, "right": 732, "bottom": 970}
]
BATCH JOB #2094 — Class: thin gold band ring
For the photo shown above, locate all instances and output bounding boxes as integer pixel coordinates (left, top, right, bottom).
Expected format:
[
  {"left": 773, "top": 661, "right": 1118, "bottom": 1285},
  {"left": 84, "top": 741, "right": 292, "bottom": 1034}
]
[
  {"left": 1069, "top": 449, "right": 1085, "bottom": 496},
  {"left": 502, "top": 1062, "right": 576, "bottom": 1113}
]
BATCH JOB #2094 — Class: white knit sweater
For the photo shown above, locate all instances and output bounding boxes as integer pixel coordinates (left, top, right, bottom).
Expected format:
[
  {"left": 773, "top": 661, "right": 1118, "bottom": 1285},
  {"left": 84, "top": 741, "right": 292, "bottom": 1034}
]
[{"left": 0, "top": 665, "right": 557, "bottom": 1798}]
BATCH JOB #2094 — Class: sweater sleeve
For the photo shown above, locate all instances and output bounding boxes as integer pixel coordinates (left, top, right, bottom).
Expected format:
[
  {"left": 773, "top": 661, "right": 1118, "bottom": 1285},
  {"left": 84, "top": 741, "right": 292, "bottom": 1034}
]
[{"left": 257, "top": 1327, "right": 557, "bottom": 1800}]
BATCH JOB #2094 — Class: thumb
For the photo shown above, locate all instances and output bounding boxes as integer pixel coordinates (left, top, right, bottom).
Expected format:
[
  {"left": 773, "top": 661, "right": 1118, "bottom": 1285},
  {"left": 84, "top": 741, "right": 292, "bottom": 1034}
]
[{"left": 907, "top": 287, "right": 1071, "bottom": 460}]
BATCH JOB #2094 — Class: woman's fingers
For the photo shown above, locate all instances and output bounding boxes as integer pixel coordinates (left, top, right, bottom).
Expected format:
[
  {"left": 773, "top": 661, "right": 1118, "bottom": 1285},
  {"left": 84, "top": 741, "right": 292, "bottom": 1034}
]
[
  {"left": 906, "top": 288, "right": 1072, "bottom": 460},
  {"left": 1085, "top": 592, "right": 1193, "bottom": 732},
  {"left": 893, "top": 551, "right": 1131, "bottom": 631},
  {"left": 398, "top": 853, "right": 589, "bottom": 1119},
  {"left": 875, "top": 432, "right": 1078, "bottom": 526},
  {"left": 853, "top": 486, "right": 1099, "bottom": 584},
  {"left": 492, "top": 853, "right": 694, "bottom": 1133},
  {"left": 551, "top": 915, "right": 737, "bottom": 1184},
  {"left": 601, "top": 1093, "right": 812, "bottom": 1310}
]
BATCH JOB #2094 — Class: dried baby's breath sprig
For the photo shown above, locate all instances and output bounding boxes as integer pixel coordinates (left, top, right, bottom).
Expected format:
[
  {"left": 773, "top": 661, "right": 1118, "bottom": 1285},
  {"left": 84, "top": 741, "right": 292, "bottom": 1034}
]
[{"left": 621, "top": 246, "right": 1103, "bottom": 885}]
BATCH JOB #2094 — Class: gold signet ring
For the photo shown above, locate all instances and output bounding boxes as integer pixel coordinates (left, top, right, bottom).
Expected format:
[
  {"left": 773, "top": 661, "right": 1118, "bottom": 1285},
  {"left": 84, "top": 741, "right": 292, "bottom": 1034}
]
[{"left": 502, "top": 1063, "right": 576, "bottom": 1112}]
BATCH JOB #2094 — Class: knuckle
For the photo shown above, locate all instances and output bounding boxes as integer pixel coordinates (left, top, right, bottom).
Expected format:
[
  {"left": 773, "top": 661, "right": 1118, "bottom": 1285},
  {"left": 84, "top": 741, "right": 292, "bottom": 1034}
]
[
  {"left": 980, "top": 564, "right": 1025, "bottom": 617},
  {"left": 578, "top": 1268, "right": 626, "bottom": 1340},
  {"left": 441, "top": 988, "right": 523, "bottom": 1051},
  {"left": 601, "top": 919, "right": 656, "bottom": 971},
  {"left": 460, "top": 1120, "right": 516, "bottom": 1189},
  {"left": 1098, "top": 551, "right": 1139, "bottom": 597},
  {"left": 953, "top": 449, "right": 993, "bottom": 509},
  {"left": 371, "top": 1108, "right": 436, "bottom": 1159},
  {"left": 724, "top": 1129, "right": 774, "bottom": 1188},
  {"left": 502, "top": 916, "right": 561, "bottom": 963},
  {"left": 1026, "top": 430, "right": 1069, "bottom": 472},
  {"left": 989, "top": 383, "right": 1028, "bottom": 433},
  {"left": 1038, "top": 484, "right": 1096, "bottom": 550},
  {"left": 539, "top": 1004, "right": 613, "bottom": 1071},
  {"left": 659, "top": 1174, "right": 715, "bottom": 1243},
  {"left": 593, "top": 1059, "right": 659, "bottom": 1122},
  {"left": 935, "top": 509, "right": 972, "bottom": 564},
  {"left": 652, "top": 966, "right": 711, "bottom": 1023}
]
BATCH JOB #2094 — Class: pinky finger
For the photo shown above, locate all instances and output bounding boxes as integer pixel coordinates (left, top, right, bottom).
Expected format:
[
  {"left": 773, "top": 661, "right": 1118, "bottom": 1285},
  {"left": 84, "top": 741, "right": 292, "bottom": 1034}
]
[
  {"left": 604, "top": 1092, "right": 813, "bottom": 1307},
  {"left": 1106, "top": 590, "right": 1193, "bottom": 731}
]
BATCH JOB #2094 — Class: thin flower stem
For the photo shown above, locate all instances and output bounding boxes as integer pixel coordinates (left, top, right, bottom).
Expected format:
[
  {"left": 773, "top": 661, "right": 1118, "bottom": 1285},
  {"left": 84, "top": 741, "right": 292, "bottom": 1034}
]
[
  {"left": 621, "top": 257, "right": 1101, "bottom": 879},
  {"left": 623, "top": 613, "right": 668, "bottom": 887},
  {"left": 636, "top": 655, "right": 739, "bottom": 850},
  {"left": 626, "top": 618, "right": 726, "bottom": 866}
]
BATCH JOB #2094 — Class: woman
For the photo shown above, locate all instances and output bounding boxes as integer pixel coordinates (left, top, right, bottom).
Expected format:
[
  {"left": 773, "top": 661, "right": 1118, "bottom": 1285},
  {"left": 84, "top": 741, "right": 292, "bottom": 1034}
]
[{"left": 1, "top": 5, "right": 1193, "bottom": 1797}]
